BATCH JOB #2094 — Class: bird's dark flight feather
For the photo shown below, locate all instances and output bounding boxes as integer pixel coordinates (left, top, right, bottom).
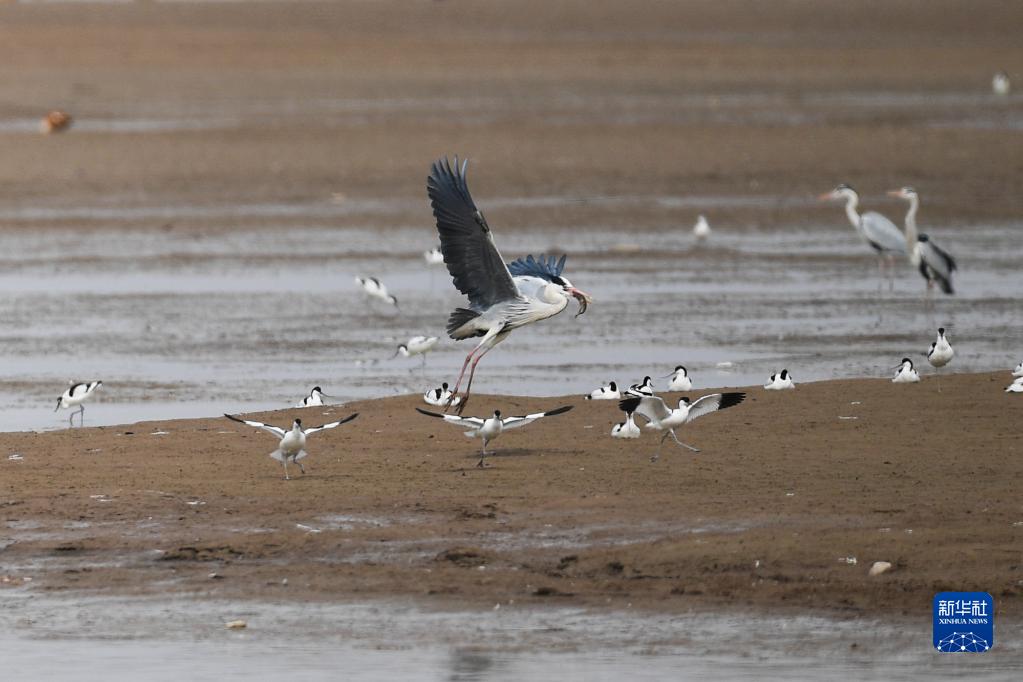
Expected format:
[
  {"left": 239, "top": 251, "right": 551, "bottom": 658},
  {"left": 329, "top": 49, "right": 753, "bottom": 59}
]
[{"left": 507, "top": 254, "right": 568, "bottom": 282}]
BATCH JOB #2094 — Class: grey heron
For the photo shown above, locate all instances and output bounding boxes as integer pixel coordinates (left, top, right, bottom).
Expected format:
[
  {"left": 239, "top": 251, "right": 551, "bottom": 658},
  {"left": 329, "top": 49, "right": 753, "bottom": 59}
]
[
  {"left": 619, "top": 392, "right": 746, "bottom": 461},
  {"left": 416, "top": 405, "right": 573, "bottom": 467},
  {"left": 225, "top": 412, "right": 358, "bottom": 479},
  {"left": 54, "top": 380, "right": 102, "bottom": 427},
  {"left": 887, "top": 188, "right": 957, "bottom": 298},
  {"left": 427, "top": 157, "right": 592, "bottom": 412},
  {"left": 820, "top": 184, "right": 907, "bottom": 289}
]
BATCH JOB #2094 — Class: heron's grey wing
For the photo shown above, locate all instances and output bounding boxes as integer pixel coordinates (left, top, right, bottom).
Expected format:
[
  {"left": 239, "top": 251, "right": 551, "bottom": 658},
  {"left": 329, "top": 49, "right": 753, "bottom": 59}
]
[
  {"left": 861, "top": 212, "right": 908, "bottom": 254},
  {"left": 428, "top": 157, "right": 520, "bottom": 309},
  {"left": 416, "top": 407, "right": 486, "bottom": 429},
  {"left": 618, "top": 396, "right": 670, "bottom": 423},
  {"left": 685, "top": 393, "right": 746, "bottom": 423},
  {"left": 919, "top": 239, "right": 957, "bottom": 279},
  {"left": 512, "top": 275, "right": 549, "bottom": 300},
  {"left": 304, "top": 412, "right": 359, "bottom": 435},
  {"left": 224, "top": 413, "right": 286, "bottom": 437},
  {"left": 501, "top": 405, "right": 573, "bottom": 430}
]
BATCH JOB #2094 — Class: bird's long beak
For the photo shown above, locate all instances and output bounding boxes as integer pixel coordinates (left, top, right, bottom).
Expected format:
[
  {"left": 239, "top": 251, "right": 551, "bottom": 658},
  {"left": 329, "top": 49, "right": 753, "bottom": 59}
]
[
  {"left": 568, "top": 288, "right": 592, "bottom": 317},
  {"left": 886, "top": 190, "right": 902, "bottom": 198},
  {"left": 659, "top": 373, "right": 674, "bottom": 378},
  {"left": 817, "top": 192, "right": 835, "bottom": 201}
]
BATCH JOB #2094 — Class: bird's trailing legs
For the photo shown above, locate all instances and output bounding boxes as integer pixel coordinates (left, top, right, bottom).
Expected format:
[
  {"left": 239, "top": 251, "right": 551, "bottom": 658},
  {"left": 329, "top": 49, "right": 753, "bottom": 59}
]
[
  {"left": 477, "top": 440, "right": 489, "bottom": 468},
  {"left": 445, "top": 327, "right": 505, "bottom": 415},
  {"left": 651, "top": 429, "right": 700, "bottom": 463}
]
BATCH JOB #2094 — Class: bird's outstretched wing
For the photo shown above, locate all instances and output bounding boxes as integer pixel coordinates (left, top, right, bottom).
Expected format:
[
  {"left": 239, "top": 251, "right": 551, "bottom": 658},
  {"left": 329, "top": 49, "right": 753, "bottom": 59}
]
[
  {"left": 685, "top": 392, "right": 746, "bottom": 422},
  {"left": 618, "top": 396, "right": 670, "bottom": 424},
  {"left": 506, "top": 254, "right": 567, "bottom": 282},
  {"left": 501, "top": 404, "right": 573, "bottom": 430},
  {"left": 304, "top": 412, "right": 359, "bottom": 435},
  {"left": 427, "top": 157, "right": 520, "bottom": 309},
  {"left": 416, "top": 407, "right": 486, "bottom": 428},
  {"left": 224, "top": 413, "right": 286, "bottom": 437}
]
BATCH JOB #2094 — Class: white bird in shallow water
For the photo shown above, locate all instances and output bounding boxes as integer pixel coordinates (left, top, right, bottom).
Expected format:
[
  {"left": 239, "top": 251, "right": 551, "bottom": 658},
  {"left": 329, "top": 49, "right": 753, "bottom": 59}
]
[
  {"left": 611, "top": 411, "right": 641, "bottom": 439},
  {"left": 355, "top": 276, "right": 399, "bottom": 309},
  {"left": 424, "top": 382, "right": 461, "bottom": 407},
  {"left": 424, "top": 247, "right": 445, "bottom": 265},
  {"left": 663, "top": 366, "right": 692, "bottom": 392},
  {"left": 693, "top": 214, "right": 711, "bottom": 241},
  {"left": 888, "top": 188, "right": 956, "bottom": 298},
  {"left": 1012, "top": 361, "right": 1023, "bottom": 378},
  {"left": 627, "top": 376, "right": 655, "bottom": 397},
  {"left": 764, "top": 370, "right": 794, "bottom": 390},
  {"left": 1006, "top": 377, "right": 1023, "bottom": 393},
  {"left": 54, "top": 380, "right": 102, "bottom": 427},
  {"left": 427, "top": 157, "right": 592, "bottom": 413},
  {"left": 892, "top": 358, "right": 921, "bottom": 383},
  {"left": 296, "top": 386, "right": 338, "bottom": 408},
  {"left": 993, "top": 71, "right": 1011, "bottom": 96},
  {"left": 225, "top": 413, "right": 358, "bottom": 480},
  {"left": 820, "top": 184, "right": 907, "bottom": 289},
  {"left": 619, "top": 392, "right": 746, "bottom": 461},
  {"left": 416, "top": 405, "right": 573, "bottom": 467},
  {"left": 393, "top": 335, "right": 439, "bottom": 369},
  {"left": 585, "top": 381, "right": 620, "bottom": 400}
]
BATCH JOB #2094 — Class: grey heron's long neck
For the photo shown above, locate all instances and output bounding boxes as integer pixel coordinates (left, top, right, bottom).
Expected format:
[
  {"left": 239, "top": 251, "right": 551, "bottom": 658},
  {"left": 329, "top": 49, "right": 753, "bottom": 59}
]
[
  {"left": 843, "top": 194, "right": 861, "bottom": 232},
  {"left": 903, "top": 195, "right": 919, "bottom": 248}
]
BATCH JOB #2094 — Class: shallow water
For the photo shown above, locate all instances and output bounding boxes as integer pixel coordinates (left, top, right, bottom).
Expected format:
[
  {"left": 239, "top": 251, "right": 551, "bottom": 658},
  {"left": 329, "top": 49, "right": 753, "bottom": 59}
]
[
  {"left": 0, "top": 210, "right": 1019, "bottom": 432},
  {"left": 0, "top": 594, "right": 1019, "bottom": 681}
]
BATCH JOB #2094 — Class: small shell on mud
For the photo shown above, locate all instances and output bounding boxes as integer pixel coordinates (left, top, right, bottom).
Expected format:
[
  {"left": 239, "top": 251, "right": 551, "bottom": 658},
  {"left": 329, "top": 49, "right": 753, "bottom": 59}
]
[
  {"left": 868, "top": 561, "right": 892, "bottom": 577},
  {"left": 225, "top": 620, "right": 247, "bottom": 629}
]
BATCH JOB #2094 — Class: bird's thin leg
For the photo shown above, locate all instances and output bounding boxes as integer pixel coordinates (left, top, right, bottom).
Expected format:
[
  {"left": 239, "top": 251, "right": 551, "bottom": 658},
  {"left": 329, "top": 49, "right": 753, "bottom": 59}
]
[
  {"left": 477, "top": 439, "right": 488, "bottom": 468},
  {"left": 668, "top": 429, "right": 701, "bottom": 453},
  {"left": 282, "top": 460, "right": 291, "bottom": 480},
  {"left": 297, "top": 460, "right": 306, "bottom": 475},
  {"left": 887, "top": 255, "right": 895, "bottom": 292},
  {"left": 459, "top": 341, "right": 502, "bottom": 415},
  {"left": 447, "top": 342, "right": 488, "bottom": 408},
  {"left": 651, "top": 431, "right": 671, "bottom": 462},
  {"left": 877, "top": 258, "right": 884, "bottom": 292},
  {"left": 79, "top": 405, "right": 85, "bottom": 427}
]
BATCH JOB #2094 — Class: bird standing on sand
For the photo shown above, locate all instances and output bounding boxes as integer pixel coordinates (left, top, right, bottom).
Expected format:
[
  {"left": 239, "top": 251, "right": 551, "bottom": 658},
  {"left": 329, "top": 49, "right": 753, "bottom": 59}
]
[
  {"left": 424, "top": 382, "right": 461, "bottom": 406},
  {"left": 54, "top": 380, "right": 102, "bottom": 427},
  {"left": 296, "top": 386, "right": 337, "bottom": 408},
  {"left": 611, "top": 411, "right": 641, "bottom": 439},
  {"left": 619, "top": 392, "right": 746, "bottom": 461},
  {"left": 820, "top": 185, "right": 907, "bottom": 289},
  {"left": 927, "top": 327, "right": 954, "bottom": 390},
  {"left": 626, "top": 376, "right": 655, "bottom": 397},
  {"left": 888, "top": 188, "right": 956, "bottom": 298},
  {"left": 693, "top": 215, "right": 711, "bottom": 242},
  {"left": 764, "top": 370, "right": 795, "bottom": 390},
  {"left": 585, "top": 381, "right": 620, "bottom": 400},
  {"left": 355, "top": 276, "right": 399, "bottom": 309},
  {"left": 1006, "top": 377, "right": 1023, "bottom": 393},
  {"left": 664, "top": 366, "right": 692, "bottom": 392},
  {"left": 1011, "top": 361, "right": 1022, "bottom": 378},
  {"left": 416, "top": 405, "right": 573, "bottom": 467},
  {"left": 427, "top": 157, "right": 592, "bottom": 413},
  {"left": 224, "top": 412, "right": 358, "bottom": 480},
  {"left": 892, "top": 358, "right": 921, "bottom": 383}
]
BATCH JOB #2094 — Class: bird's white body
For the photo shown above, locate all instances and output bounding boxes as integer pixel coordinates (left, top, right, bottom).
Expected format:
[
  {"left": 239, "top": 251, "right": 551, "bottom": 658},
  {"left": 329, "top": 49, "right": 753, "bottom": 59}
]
[
  {"left": 611, "top": 412, "right": 640, "bottom": 439},
  {"left": 1006, "top": 377, "right": 1023, "bottom": 393},
  {"left": 621, "top": 392, "right": 746, "bottom": 459},
  {"left": 889, "top": 188, "right": 956, "bottom": 296},
  {"left": 764, "top": 370, "right": 795, "bottom": 390},
  {"left": 665, "top": 366, "right": 692, "bottom": 392},
  {"left": 927, "top": 329, "right": 954, "bottom": 368},
  {"left": 821, "top": 185, "right": 906, "bottom": 290},
  {"left": 424, "top": 383, "right": 461, "bottom": 406},
  {"left": 693, "top": 215, "right": 711, "bottom": 240},
  {"left": 55, "top": 380, "right": 102, "bottom": 426},
  {"left": 627, "top": 377, "right": 655, "bottom": 397},
  {"left": 993, "top": 71, "right": 1011, "bottom": 96},
  {"left": 585, "top": 381, "right": 620, "bottom": 400},
  {"left": 892, "top": 359, "right": 921, "bottom": 383},
  {"left": 225, "top": 413, "right": 357, "bottom": 479},
  {"left": 424, "top": 247, "right": 444, "bottom": 265},
  {"left": 355, "top": 276, "right": 398, "bottom": 307},
  {"left": 416, "top": 405, "right": 573, "bottom": 467},
  {"left": 1011, "top": 361, "right": 1022, "bottom": 378}
]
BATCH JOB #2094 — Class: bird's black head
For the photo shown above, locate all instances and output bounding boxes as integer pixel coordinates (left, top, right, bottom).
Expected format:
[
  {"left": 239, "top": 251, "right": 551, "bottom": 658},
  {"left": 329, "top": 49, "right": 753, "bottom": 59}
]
[
  {"left": 781, "top": 369, "right": 789, "bottom": 378},
  {"left": 680, "top": 397, "right": 691, "bottom": 406},
  {"left": 643, "top": 376, "right": 651, "bottom": 383},
  {"left": 313, "top": 386, "right": 322, "bottom": 393},
  {"left": 493, "top": 410, "right": 501, "bottom": 418},
  {"left": 938, "top": 327, "right": 945, "bottom": 335},
  {"left": 901, "top": 357, "right": 913, "bottom": 365},
  {"left": 442, "top": 382, "right": 449, "bottom": 390},
  {"left": 675, "top": 365, "right": 685, "bottom": 372},
  {"left": 295, "top": 418, "right": 302, "bottom": 426},
  {"left": 835, "top": 183, "right": 854, "bottom": 192},
  {"left": 609, "top": 381, "right": 617, "bottom": 391},
  {"left": 918, "top": 233, "right": 930, "bottom": 242}
]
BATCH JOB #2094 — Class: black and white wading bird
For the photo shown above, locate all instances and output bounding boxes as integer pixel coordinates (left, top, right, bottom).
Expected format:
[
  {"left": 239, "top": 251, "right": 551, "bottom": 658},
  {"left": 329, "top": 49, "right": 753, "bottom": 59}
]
[
  {"left": 888, "top": 188, "right": 956, "bottom": 298},
  {"left": 296, "top": 386, "right": 338, "bottom": 408},
  {"left": 619, "top": 392, "right": 746, "bottom": 461},
  {"left": 892, "top": 358, "right": 921, "bottom": 383},
  {"left": 626, "top": 376, "right": 655, "bottom": 397},
  {"left": 416, "top": 405, "right": 573, "bottom": 467},
  {"left": 54, "top": 380, "right": 102, "bottom": 427},
  {"left": 427, "top": 157, "right": 592, "bottom": 413},
  {"left": 585, "top": 381, "right": 620, "bottom": 400},
  {"left": 355, "top": 276, "right": 399, "bottom": 309},
  {"left": 393, "top": 335, "right": 438, "bottom": 370},
  {"left": 1013, "top": 361, "right": 1023, "bottom": 378},
  {"left": 611, "top": 411, "right": 641, "bottom": 439},
  {"left": 926, "top": 327, "right": 954, "bottom": 389},
  {"left": 224, "top": 413, "right": 358, "bottom": 480},
  {"left": 663, "top": 366, "right": 692, "bottom": 392},
  {"left": 424, "top": 382, "right": 461, "bottom": 407},
  {"left": 764, "top": 370, "right": 795, "bottom": 390},
  {"left": 1005, "top": 377, "right": 1023, "bottom": 393},
  {"left": 820, "top": 185, "right": 907, "bottom": 289}
]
